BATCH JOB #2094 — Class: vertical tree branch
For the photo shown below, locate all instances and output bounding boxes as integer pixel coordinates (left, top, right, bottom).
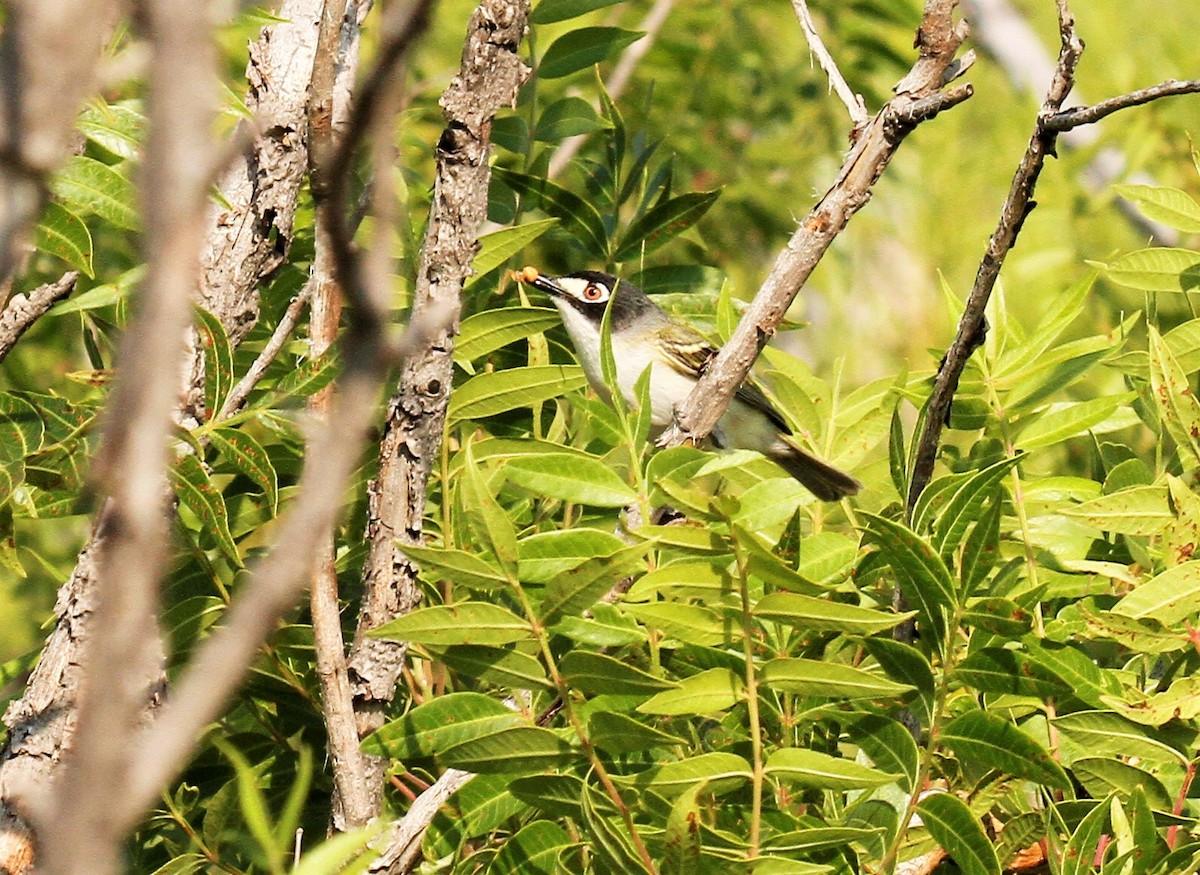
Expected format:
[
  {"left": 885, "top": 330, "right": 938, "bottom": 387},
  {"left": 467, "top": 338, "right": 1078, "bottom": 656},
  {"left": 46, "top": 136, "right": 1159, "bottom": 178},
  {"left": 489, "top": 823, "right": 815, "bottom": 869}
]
[
  {"left": 906, "top": 0, "right": 1082, "bottom": 510},
  {"left": 36, "top": 0, "right": 218, "bottom": 871},
  {"left": 347, "top": 0, "right": 531, "bottom": 818},
  {"left": 664, "top": 0, "right": 972, "bottom": 450}
]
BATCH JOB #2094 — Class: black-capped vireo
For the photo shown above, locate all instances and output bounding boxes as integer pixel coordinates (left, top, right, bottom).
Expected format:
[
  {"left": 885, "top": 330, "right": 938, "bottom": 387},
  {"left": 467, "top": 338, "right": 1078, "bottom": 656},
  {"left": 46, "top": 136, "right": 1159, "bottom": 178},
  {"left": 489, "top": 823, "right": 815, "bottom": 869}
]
[{"left": 515, "top": 267, "right": 861, "bottom": 501}]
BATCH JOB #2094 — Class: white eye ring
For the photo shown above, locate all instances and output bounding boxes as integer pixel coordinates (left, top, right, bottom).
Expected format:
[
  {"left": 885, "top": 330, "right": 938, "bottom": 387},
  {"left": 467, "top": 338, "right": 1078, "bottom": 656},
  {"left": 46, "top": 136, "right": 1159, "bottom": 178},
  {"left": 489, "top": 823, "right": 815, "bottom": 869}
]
[{"left": 583, "top": 283, "right": 606, "bottom": 301}]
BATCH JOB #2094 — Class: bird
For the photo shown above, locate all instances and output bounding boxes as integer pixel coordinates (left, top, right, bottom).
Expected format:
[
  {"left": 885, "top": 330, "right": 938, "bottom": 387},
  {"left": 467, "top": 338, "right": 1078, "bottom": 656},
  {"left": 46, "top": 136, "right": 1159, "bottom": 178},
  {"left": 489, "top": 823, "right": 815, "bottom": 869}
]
[{"left": 513, "top": 267, "right": 861, "bottom": 501}]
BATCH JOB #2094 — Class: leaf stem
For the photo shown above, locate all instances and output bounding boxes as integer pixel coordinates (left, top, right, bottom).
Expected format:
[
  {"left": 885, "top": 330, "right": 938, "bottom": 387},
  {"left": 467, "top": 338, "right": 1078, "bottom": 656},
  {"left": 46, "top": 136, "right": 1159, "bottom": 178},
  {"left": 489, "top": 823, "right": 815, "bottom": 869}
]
[{"left": 732, "top": 538, "right": 765, "bottom": 858}]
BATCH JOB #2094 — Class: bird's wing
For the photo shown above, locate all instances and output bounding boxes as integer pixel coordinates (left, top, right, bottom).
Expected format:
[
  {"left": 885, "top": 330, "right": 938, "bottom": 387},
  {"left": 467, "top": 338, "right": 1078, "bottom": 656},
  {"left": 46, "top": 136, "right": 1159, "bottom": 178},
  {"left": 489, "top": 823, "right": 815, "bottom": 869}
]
[{"left": 656, "top": 321, "right": 791, "bottom": 434}]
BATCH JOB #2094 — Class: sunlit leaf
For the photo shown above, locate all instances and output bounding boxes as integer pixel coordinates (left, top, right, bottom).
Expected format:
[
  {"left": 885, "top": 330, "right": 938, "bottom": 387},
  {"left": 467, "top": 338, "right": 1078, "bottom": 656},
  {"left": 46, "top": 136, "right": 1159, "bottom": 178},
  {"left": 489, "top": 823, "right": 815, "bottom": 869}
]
[{"left": 538, "top": 27, "right": 644, "bottom": 80}]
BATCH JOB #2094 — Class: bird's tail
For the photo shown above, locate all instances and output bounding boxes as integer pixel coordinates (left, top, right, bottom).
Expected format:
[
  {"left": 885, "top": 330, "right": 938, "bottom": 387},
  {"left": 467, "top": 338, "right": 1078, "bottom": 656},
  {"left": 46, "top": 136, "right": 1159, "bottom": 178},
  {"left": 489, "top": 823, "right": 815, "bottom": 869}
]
[{"left": 768, "top": 437, "right": 862, "bottom": 501}]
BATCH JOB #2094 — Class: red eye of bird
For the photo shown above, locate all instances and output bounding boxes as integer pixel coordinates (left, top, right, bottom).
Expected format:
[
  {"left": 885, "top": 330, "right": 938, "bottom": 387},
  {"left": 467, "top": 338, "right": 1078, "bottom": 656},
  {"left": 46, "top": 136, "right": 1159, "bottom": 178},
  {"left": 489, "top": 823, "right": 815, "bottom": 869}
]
[{"left": 583, "top": 283, "right": 604, "bottom": 301}]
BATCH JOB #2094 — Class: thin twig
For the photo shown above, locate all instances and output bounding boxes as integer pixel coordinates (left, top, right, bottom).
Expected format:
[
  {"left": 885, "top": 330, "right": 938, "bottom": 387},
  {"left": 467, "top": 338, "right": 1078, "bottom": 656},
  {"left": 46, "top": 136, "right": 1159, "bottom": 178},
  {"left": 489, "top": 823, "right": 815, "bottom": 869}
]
[
  {"left": 1043, "top": 78, "right": 1200, "bottom": 131},
  {"left": 791, "top": 0, "right": 869, "bottom": 129},
  {"left": 0, "top": 271, "right": 77, "bottom": 363},
  {"left": 546, "top": 0, "right": 675, "bottom": 180},
  {"left": 663, "top": 0, "right": 971, "bottom": 451},
  {"left": 36, "top": 0, "right": 218, "bottom": 871},
  {"left": 905, "top": 3, "right": 1200, "bottom": 508},
  {"left": 216, "top": 284, "right": 313, "bottom": 421},
  {"left": 371, "top": 769, "right": 474, "bottom": 872}
]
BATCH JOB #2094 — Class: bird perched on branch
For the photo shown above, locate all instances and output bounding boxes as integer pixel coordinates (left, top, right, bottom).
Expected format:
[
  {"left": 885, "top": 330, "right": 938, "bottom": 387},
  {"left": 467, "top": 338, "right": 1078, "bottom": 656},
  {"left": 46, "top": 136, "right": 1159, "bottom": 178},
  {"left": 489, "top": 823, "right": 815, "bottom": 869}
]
[{"left": 514, "top": 267, "right": 860, "bottom": 501}]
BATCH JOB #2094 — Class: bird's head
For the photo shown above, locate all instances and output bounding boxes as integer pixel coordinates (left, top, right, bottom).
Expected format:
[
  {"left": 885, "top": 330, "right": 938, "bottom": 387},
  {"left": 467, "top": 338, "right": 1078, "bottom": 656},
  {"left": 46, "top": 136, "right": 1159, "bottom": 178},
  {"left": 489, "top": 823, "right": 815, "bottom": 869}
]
[{"left": 514, "top": 267, "right": 657, "bottom": 330}]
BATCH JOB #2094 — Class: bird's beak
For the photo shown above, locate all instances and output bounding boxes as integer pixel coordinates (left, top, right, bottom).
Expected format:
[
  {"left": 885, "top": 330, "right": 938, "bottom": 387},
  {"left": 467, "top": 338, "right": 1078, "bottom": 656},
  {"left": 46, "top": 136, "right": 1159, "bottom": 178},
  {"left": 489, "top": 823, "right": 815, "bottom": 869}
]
[{"left": 512, "top": 265, "right": 566, "bottom": 298}]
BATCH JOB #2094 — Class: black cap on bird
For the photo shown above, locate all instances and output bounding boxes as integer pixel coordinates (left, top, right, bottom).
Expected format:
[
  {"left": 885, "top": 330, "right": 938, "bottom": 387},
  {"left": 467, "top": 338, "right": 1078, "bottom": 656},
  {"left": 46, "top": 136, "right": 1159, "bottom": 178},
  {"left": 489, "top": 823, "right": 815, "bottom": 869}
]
[{"left": 515, "top": 266, "right": 860, "bottom": 501}]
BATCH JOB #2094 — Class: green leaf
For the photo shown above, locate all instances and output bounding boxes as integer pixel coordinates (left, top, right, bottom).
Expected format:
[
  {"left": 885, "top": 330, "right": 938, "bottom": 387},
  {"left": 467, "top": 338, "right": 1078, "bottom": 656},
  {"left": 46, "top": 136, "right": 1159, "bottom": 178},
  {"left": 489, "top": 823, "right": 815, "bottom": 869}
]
[
  {"left": 663, "top": 783, "right": 704, "bottom": 875},
  {"left": 560, "top": 650, "right": 675, "bottom": 696},
  {"left": 1071, "top": 758, "right": 1173, "bottom": 811},
  {"left": 638, "top": 667, "right": 744, "bottom": 715},
  {"left": 551, "top": 603, "right": 646, "bottom": 647},
  {"left": 210, "top": 427, "right": 277, "bottom": 515},
  {"left": 1114, "top": 184, "right": 1200, "bottom": 233},
  {"left": 1101, "top": 676, "right": 1200, "bottom": 726},
  {"left": 613, "top": 190, "right": 721, "bottom": 263},
  {"left": 861, "top": 513, "right": 956, "bottom": 653},
  {"left": 171, "top": 453, "right": 239, "bottom": 566},
  {"left": 519, "top": 528, "right": 629, "bottom": 582},
  {"left": 917, "top": 792, "right": 1001, "bottom": 875},
  {"left": 461, "top": 444, "right": 519, "bottom": 576},
  {"left": 441, "top": 725, "right": 577, "bottom": 774},
  {"left": 539, "top": 544, "right": 646, "bottom": 622},
  {"left": 401, "top": 542, "right": 513, "bottom": 590},
  {"left": 291, "top": 824, "right": 382, "bottom": 875},
  {"left": 1054, "top": 711, "right": 1192, "bottom": 766},
  {"left": 265, "top": 354, "right": 338, "bottom": 403},
  {"left": 940, "top": 710, "right": 1070, "bottom": 789},
  {"left": 1062, "top": 797, "right": 1111, "bottom": 875},
  {"left": 487, "top": 821, "right": 571, "bottom": 875},
  {"left": 765, "top": 748, "right": 897, "bottom": 790},
  {"left": 368, "top": 602, "right": 531, "bottom": 646},
  {"left": 759, "top": 658, "right": 914, "bottom": 699},
  {"left": 538, "top": 27, "right": 644, "bottom": 80},
  {"left": 1063, "top": 485, "right": 1173, "bottom": 536},
  {"left": 492, "top": 169, "right": 608, "bottom": 257},
  {"left": 195, "top": 307, "right": 233, "bottom": 417},
  {"left": 467, "top": 219, "right": 560, "bottom": 287},
  {"left": 953, "top": 647, "right": 1069, "bottom": 698},
  {"left": 621, "top": 602, "right": 730, "bottom": 646},
  {"left": 449, "top": 365, "right": 587, "bottom": 423},
  {"left": 505, "top": 453, "right": 636, "bottom": 507},
  {"left": 77, "top": 103, "right": 145, "bottom": 160},
  {"left": 959, "top": 492, "right": 1003, "bottom": 593},
  {"left": 531, "top": 0, "right": 624, "bottom": 24},
  {"left": 455, "top": 307, "right": 562, "bottom": 363},
  {"left": 588, "top": 711, "right": 686, "bottom": 754},
  {"left": 35, "top": 202, "right": 93, "bottom": 276},
  {"left": 845, "top": 714, "right": 920, "bottom": 794},
  {"left": 49, "top": 266, "right": 143, "bottom": 314},
  {"left": 1015, "top": 394, "right": 1135, "bottom": 450},
  {"left": 1113, "top": 561, "right": 1200, "bottom": 625},
  {"left": 931, "top": 455, "right": 1020, "bottom": 564},
  {"left": 1149, "top": 325, "right": 1200, "bottom": 466},
  {"left": 960, "top": 596, "right": 1032, "bottom": 636},
  {"left": 48, "top": 156, "right": 138, "bottom": 230},
  {"left": 535, "top": 97, "right": 611, "bottom": 142},
  {"left": 213, "top": 740, "right": 280, "bottom": 864},
  {"left": 580, "top": 784, "right": 652, "bottom": 875},
  {"left": 754, "top": 591, "right": 913, "bottom": 635},
  {"left": 628, "top": 752, "right": 752, "bottom": 795},
  {"left": 437, "top": 644, "right": 551, "bottom": 688},
  {"left": 628, "top": 559, "right": 731, "bottom": 601},
  {"left": 1101, "top": 247, "right": 1200, "bottom": 293}
]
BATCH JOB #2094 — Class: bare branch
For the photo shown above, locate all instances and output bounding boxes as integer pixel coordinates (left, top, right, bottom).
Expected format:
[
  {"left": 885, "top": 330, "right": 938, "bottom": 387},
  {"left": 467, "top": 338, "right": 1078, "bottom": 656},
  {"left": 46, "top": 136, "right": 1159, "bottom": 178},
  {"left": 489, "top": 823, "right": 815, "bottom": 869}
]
[
  {"left": 217, "top": 285, "right": 313, "bottom": 420},
  {"left": 906, "top": 0, "right": 1083, "bottom": 510},
  {"left": 546, "top": 0, "right": 674, "bottom": 180},
  {"left": 371, "top": 770, "right": 474, "bottom": 874},
  {"left": 1043, "top": 78, "right": 1200, "bottom": 131},
  {"left": 791, "top": 0, "right": 869, "bottom": 129},
  {"left": 36, "top": 0, "right": 218, "bottom": 870},
  {"left": 663, "top": 0, "right": 971, "bottom": 451},
  {"left": 0, "top": 271, "right": 77, "bottom": 362},
  {"left": 348, "top": 0, "right": 531, "bottom": 823}
]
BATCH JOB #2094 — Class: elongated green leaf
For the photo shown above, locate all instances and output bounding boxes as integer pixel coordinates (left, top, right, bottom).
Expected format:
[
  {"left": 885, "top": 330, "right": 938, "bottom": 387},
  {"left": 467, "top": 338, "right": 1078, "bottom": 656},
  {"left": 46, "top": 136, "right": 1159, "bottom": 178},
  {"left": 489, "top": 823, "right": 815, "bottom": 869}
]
[
  {"left": 291, "top": 824, "right": 381, "bottom": 875},
  {"left": 628, "top": 752, "right": 751, "bottom": 795},
  {"left": 487, "top": 821, "right": 571, "bottom": 875},
  {"left": 1063, "top": 485, "right": 1173, "bottom": 536},
  {"left": 171, "top": 453, "right": 239, "bottom": 566},
  {"left": 1071, "top": 758, "right": 1173, "bottom": 811},
  {"left": 552, "top": 603, "right": 646, "bottom": 647},
  {"left": 357, "top": 691, "right": 523, "bottom": 758},
  {"left": 638, "top": 667, "right": 744, "bottom": 715},
  {"left": 1054, "top": 710, "right": 1192, "bottom": 766},
  {"left": 663, "top": 783, "right": 704, "bottom": 875},
  {"left": 754, "top": 591, "right": 912, "bottom": 635},
  {"left": 1149, "top": 325, "right": 1200, "bottom": 465},
  {"left": 960, "top": 596, "right": 1032, "bottom": 636},
  {"left": 613, "top": 190, "right": 720, "bottom": 262},
  {"left": 622, "top": 602, "right": 730, "bottom": 646},
  {"left": 917, "top": 792, "right": 1001, "bottom": 875},
  {"left": 77, "top": 103, "right": 145, "bottom": 160},
  {"left": 953, "top": 647, "right": 1069, "bottom": 698},
  {"left": 531, "top": 0, "right": 624, "bottom": 24},
  {"left": 209, "top": 427, "right": 277, "bottom": 515},
  {"left": 1016, "top": 394, "right": 1135, "bottom": 450},
  {"left": 535, "top": 97, "right": 611, "bottom": 142},
  {"left": 588, "top": 711, "right": 686, "bottom": 754},
  {"left": 580, "top": 784, "right": 652, "bottom": 875},
  {"left": 267, "top": 353, "right": 339, "bottom": 402},
  {"left": 539, "top": 545, "right": 645, "bottom": 622},
  {"left": 368, "top": 602, "right": 531, "bottom": 646},
  {"left": 441, "top": 726, "right": 577, "bottom": 774},
  {"left": 455, "top": 307, "right": 562, "bottom": 363},
  {"left": 559, "top": 649, "right": 674, "bottom": 695},
  {"left": 765, "top": 748, "right": 897, "bottom": 790},
  {"left": 437, "top": 644, "right": 551, "bottom": 688},
  {"left": 940, "top": 710, "right": 1070, "bottom": 789},
  {"left": 932, "top": 456, "right": 1020, "bottom": 563},
  {"left": 50, "top": 266, "right": 143, "bottom": 314},
  {"left": 468, "top": 219, "right": 560, "bottom": 286},
  {"left": 1114, "top": 184, "right": 1200, "bottom": 233},
  {"left": 959, "top": 492, "right": 1002, "bottom": 593},
  {"left": 627, "top": 559, "right": 731, "bottom": 601},
  {"left": 49, "top": 156, "right": 138, "bottom": 230},
  {"left": 1113, "top": 561, "right": 1200, "bottom": 625},
  {"left": 492, "top": 169, "right": 608, "bottom": 257},
  {"left": 461, "top": 443, "right": 519, "bottom": 576},
  {"left": 401, "top": 542, "right": 512, "bottom": 590},
  {"left": 35, "top": 202, "right": 93, "bottom": 276},
  {"left": 862, "top": 513, "right": 956, "bottom": 653},
  {"left": 1102, "top": 247, "right": 1200, "bottom": 292},
  {"left": 1101, "top": 676, "right": 1200, "bottom": 726},
  {"left": 505, "top": 453, "right": 636, "bottom": 507},
  {"left": 760, "top": 657, "right": 914, "bottom": 699},
  {"left": 195, "top": 307, "right": 233, "bottom": 416},
  {"left": 538, "top": 27, "right": 644, "bottom": 79},
  {"left": 449, "top": 365, "right": 587, "bottom": 423},
  {"left": 845, "top": 714, "right": 920, "bottom": 794},
  {"left": 518, "top": 528, "right": 629, "bottom": 582},
  {"left": 1061, "top": 797, "right": 1111, "bottom": 875}
]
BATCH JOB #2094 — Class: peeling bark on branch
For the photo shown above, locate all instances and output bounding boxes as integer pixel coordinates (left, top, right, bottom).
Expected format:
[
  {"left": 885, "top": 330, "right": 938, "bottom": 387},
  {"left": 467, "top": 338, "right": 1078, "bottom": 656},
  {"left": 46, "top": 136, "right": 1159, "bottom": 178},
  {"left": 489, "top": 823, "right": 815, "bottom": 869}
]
[
  {"left": 347, "top": 0, "right": 531, "bottom": 821},
  {"left": 0, "top": 272, "right": 77, "bottom": 362},
  {"left": 663, "top": 0, "right": 971, "bottom": 451}
]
